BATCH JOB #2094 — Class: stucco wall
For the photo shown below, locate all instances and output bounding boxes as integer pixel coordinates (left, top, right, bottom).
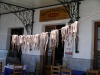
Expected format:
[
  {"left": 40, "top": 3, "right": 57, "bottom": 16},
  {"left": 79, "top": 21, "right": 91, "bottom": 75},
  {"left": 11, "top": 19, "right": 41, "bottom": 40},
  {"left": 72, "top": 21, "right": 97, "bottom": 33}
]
[{"left": 0, "top": 0, "right": 100, "bottom": 59}]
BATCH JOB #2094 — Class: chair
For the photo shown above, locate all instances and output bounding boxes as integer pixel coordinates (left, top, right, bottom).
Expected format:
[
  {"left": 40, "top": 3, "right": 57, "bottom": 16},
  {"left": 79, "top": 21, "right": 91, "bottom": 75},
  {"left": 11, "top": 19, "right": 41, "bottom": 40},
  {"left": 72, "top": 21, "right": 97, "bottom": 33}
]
[
  {"left": 86, "top": 70, "right": 99, "bottom": 75},
  {"left": 62, "top": 69, "right": 72, "bottom": 75},
  {"left": 13, "top": 64, "right": 24, "bottom": 75},
  {"left": 34, "top": 62, "right": 42, "bottom": 75},
  {"left": 0, "top": 62, "right": 2, "bottom": 75},
  {"left": 59, "top": 65, "right": 66, "bottom": 70},
  {"left": 51, "top": 65, "right": 60, "bottom": 75}
]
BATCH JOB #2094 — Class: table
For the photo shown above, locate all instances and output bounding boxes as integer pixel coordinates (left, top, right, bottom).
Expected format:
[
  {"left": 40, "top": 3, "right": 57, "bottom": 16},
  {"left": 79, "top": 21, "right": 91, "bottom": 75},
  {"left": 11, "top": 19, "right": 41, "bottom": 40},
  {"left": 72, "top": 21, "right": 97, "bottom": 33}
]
[
  {"left": 59, "top": 70, "right": 86, "bottom": 75},
  {"left": 3, "top": 65, "right": 27, "bottom": 75}
]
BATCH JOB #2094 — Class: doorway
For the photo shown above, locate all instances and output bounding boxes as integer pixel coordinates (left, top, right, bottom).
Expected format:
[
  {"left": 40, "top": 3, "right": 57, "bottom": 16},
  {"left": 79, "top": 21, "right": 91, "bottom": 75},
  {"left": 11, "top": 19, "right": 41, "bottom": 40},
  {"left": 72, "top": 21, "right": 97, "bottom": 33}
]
[
  {"left": 94, "top": 22, "right": 100, "bottom": 69},
  {"left": 43, "top": 24, "right": 65, "bottom": 75},
  {"left": 45, "top": 25, "right": 64, "bottom": 65},
  {"left": 9, "top": 28, "right": 24, "bottom": 50},
  {"left": 7, "top": 28, "right": 24, "bottom": 64}
]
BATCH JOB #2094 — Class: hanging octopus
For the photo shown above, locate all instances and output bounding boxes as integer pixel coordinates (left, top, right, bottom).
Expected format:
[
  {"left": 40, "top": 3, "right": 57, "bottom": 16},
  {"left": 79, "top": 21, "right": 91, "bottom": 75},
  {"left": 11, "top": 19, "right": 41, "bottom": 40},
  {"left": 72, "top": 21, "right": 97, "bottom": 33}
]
[
  {"left": 22, "top": 35, "right": 28, "bottom": 53},
  {"left": 25, "top": 35, "right": 31, "bottom": 52},
  {"left": 29, "top": 35, "right": 33, "bottom": 51},
  {"left": 19, "top": 35, "right": 23, "bottom": 44},
  {"left": 31, "top": 35, "right": 35, "bottom": 50},
  {"left": 40, "top": 32, "right": 48, "bottom": 49},
  {"left": 72, "top": 21, "right": 78, "bottom": 34},
  {"left": 18, "top": 35, "right": 24, "bottom": 51},
  {"left": 61, "top": 25, "right": 69, "bottom": 43},
  {"left": 16, "top": 35, "right": 21, "bottom": 51},
  {"left": 20, "top": 35, "right": 25, "bottom": 50},
  {"left": 50, "top": 29, "right": 59, "bottom": 48},
  {"left": 72, "top": 21, "right": 79, "bottom": 42},
  {"left": 33, "top": 34, "right": 40, "bottom": 50},
  {"left": 11, "top": 35, "right": 18, "bottom": 50}
]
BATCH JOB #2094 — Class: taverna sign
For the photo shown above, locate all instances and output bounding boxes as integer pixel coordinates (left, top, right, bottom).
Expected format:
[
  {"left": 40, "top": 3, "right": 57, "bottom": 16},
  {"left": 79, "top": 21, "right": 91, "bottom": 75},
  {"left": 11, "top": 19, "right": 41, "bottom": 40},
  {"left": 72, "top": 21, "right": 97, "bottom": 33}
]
[{"left": 39, "top": 6, "right": 69, "bottom": 22}]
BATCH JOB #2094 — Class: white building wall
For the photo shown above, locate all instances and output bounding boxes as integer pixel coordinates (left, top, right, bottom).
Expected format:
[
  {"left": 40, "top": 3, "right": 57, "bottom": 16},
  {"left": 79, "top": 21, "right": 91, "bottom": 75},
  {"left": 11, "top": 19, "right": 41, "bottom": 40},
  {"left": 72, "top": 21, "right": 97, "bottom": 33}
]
[
  {"left": 0, "top": 0, "right": 100, "bottom": 59},
  {"left": 0, "top": 14, "right": 24, "bottom": 50}
]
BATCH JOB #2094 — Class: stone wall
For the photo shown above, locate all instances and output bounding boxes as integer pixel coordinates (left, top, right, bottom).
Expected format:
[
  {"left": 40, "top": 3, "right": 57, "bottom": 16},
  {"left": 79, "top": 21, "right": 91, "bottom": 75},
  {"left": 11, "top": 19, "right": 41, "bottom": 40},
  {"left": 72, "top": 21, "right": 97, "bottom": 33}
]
[
  {"left": 21, "top": 54, "right": 43, "bottom": 72},
  {"left": 63, "top": 57, "right": 93, "bottom": 71},
  {"left": 22, "top": 54, "right": 93, "bottom": 72}
]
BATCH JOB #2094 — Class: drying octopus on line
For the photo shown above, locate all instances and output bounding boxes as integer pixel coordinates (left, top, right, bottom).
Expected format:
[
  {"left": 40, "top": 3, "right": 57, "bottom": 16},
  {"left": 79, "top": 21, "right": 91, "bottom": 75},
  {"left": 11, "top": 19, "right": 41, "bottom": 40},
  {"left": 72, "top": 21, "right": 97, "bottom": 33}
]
[
  {"left": 33, "top": 34, "right": 40, "bottom": 50},
  {"left": 71, "top": 21, "right": 79, "bottom": 42},
  {"left": 72, "top": 21, "right": 78, "bottom": 34},
  {"left": 25, "top": 35, "right": 32, "bottom": 51},
  {"left": 50, "top": 29, "right": 59, "bottom": 48},
  {"left": 40, "top": 32, "right": 48, "bottom": 48},
  {"left": 17, "top": 35, "right": 25, "bottom": 51},
  {"left": 29, "top": 35, "right": 34, "bottom": 50},
  {"left": 22, "top": 35, "right": 28, "bottom": 52},
  {"left": 11, "top": 35, "right": 18, "bottom": 50},
  {"left": 20, "top": 35, "right": 26, "bottom": 49},
  {"left": 30, "top": 35, "right": 35, "bottom": 50},
  {"left": 61, "top": 25, "right": 69, "bottom": 43},
  {"left": 16, "top": 35, "right": 21, "bottom": 50}
]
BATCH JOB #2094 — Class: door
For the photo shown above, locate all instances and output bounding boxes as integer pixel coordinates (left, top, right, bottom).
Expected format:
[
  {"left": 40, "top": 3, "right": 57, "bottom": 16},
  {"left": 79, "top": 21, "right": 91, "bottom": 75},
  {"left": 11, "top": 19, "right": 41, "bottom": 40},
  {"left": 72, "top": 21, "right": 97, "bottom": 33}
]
[
  {"left": 9, "top": 28, "right": 24, "bottom": 50},
  {"left": 45, "top": 25, "right": 57, "bottom": 65},
  {"left": 94, "top": 22, "right": 100, "bottom": 69},
  {"left": 7, "top": 28, "right": 24, "bottom": 63},
  {"left": 43, "top": 25, "right": 65, "bottom": 75},
  {"left": 43, "top": 25, "right": 56, "bottom": 75}
]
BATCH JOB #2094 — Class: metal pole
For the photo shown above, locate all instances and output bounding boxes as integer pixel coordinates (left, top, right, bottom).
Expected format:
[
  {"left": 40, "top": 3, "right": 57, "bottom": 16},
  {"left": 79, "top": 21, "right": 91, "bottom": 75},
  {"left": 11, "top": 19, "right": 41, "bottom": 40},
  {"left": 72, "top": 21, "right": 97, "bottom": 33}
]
[{"left": 31, "top": 9, "right": 34, "bottom": 35}]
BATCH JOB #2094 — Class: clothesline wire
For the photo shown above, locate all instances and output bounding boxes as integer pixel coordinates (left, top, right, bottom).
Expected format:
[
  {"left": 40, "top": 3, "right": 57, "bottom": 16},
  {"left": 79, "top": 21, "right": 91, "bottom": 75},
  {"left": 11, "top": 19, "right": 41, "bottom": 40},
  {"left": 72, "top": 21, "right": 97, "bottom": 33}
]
[
  {"left": 0, "top": 10, "right": 100, "bottom": 36},
  {"left": 79, "top": 10, "right": 100, "bottom": 22}
]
